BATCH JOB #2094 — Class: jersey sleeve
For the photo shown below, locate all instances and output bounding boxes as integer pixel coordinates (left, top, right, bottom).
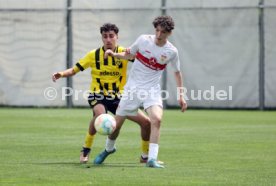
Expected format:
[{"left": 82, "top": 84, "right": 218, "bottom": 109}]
[
  {"left": 170, "top": 49, "right": 181, "bottom": 72},
  {"left": 129, "top": 35, "right": 144, "bottom": 55},
  {"left": 73, "top": 50, "right": 95, "bottom": 72}
]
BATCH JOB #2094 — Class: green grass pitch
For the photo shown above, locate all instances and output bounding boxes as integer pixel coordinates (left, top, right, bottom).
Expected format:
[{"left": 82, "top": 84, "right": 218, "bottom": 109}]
[{"left": 0, "top": 108, "right": 275, "bottom": 185}]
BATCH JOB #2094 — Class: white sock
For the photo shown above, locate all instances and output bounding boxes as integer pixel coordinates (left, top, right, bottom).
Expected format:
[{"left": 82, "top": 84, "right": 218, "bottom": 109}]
[
  {"left": 105, "top": 138, "right": 116, "bottom": 152},
  {"left": 141, "top": 153, "right": 148, "bottom": 158},
  {"left": 148, "top": 143, "right": 159, "bottom": 160}
]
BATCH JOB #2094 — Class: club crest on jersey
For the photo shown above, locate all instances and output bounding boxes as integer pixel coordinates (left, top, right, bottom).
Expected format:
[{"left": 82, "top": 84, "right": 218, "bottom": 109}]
[
  {"left": 160, "top": 55, "right": 167, "bottom": 62},
  {"left": 115, "top": 60, "right": 122, "bottom": 66}
]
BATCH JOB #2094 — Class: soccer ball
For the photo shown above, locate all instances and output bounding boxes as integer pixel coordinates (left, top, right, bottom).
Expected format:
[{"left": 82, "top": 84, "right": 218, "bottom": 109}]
[{"left": 94, "top": 114, "right": 116, "bottom": 135}]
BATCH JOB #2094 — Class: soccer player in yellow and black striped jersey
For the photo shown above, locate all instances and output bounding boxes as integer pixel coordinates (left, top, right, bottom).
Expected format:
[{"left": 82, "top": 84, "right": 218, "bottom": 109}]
[{"left": 52, "top": 23, "right": 151, "bottom": 164}]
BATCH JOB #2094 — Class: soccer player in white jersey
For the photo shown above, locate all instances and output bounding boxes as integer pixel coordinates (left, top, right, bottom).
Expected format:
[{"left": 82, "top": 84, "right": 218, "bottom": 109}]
[{"left": 94, "top": 16, "right": 187, "bottom": 168}]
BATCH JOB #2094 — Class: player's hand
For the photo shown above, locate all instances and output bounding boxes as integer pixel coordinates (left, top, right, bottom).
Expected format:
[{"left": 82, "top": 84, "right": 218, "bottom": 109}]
[
  {"left": 179, "top": 98, "right": 188, "bottom": 112},
  {"left": 104, "top": 49, "right": 114, "bottom": 58},
  {"left": 52, "top": 72, "right": 62, "bottom": 82}
]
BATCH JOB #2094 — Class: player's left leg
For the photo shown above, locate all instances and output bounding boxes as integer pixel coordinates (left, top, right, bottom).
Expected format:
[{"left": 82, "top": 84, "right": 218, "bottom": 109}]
[
  {"left": 126, "top": 110, "right": 151, "bottom": 162},
  {"left": 145, "top": 105, "right": 164, "bottom": 168},
  {"left": 127, "top": 111, "right": 164, "bottom": 164}
]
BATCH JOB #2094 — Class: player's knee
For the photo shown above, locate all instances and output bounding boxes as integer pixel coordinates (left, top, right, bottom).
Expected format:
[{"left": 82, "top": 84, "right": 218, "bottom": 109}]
[
  {"left": 93, "top": 104, "right": 106, "bottom": 116},
  {"left": 139, "top": 118, "right": 151, "bottom": 131},
  {"left": 151, "top": 116, "right": 162, "bottom": 127},
  {"left": 144, "top": 117, "right": 151, "bottom": 127}
]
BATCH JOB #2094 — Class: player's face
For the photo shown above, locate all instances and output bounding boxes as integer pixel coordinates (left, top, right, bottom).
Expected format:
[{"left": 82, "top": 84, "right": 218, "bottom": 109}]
[
  {"left": 102, "top": 31, "right": 118, "bottom": 51},
  {"left": 154, "top": 25, "right": 171, "bottom": 46}
]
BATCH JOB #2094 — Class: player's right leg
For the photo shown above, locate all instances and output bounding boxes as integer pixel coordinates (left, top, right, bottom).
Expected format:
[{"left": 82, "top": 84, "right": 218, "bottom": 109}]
[
  {"left": 93, "top": 92, "right": 140, "bottom": 164},
  {"left": 93, "top": 115, "right": 126, "bottom": 164},
  {"left": 80, "top": 103, "right": 106, "bottom": 163}
]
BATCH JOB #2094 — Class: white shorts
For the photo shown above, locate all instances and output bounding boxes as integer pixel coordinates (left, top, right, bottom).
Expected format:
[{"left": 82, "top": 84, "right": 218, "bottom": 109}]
[{"left": 116, "top": 88, "right": 163, "bottom": 116}]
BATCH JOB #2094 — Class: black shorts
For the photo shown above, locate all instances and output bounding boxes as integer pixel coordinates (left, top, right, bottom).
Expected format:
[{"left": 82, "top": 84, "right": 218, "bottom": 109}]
[{"left": 87, "top": 93, "right": 120, "bottom": 115}]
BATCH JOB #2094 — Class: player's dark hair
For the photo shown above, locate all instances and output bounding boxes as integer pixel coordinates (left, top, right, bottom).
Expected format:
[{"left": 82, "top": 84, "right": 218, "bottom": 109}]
[
  {"left": 152, "top": 15, "right": 175, "bottom": 32},
  {"left": 100, "top": 23, "right": 119, "bottom": 34}
]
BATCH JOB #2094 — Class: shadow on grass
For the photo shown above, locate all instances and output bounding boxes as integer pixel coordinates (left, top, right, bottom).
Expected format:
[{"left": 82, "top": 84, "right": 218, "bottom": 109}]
[
  {"left": 28, "top": 162, "right": 143, "bottom": 168},
  {"left": 90, "top": 162, "right": 143, "bottom": 168}
]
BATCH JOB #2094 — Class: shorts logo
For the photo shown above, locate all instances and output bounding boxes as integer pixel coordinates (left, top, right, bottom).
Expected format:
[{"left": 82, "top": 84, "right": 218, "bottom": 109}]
[{"left": 91, "top": 100, "right": 97, "bottom": 106}]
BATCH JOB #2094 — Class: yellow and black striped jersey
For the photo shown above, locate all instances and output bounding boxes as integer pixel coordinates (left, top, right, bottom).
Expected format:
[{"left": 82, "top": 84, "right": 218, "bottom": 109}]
[{"left": 73, "top": 46, "right": 128, "bottom": 96}]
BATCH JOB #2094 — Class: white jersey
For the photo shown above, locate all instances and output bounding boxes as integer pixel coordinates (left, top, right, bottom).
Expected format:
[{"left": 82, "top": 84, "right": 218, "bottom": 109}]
[{"left": 125, "top": 34, "right": 180, "bottom": 90}]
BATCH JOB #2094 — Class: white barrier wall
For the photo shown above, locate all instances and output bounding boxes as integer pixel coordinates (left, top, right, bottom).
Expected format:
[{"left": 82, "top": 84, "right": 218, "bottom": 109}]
[
  {"left": 265, "top": 8, "right": 276, "bottom": 108},
  {"left": 166, "top": 8, "right": 259, "bottom": 108}
]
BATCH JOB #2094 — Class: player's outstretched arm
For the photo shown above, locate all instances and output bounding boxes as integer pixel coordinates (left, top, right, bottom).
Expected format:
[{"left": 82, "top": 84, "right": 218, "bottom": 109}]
[
  {"left": 174, "top": 71, "right": 188, "bottom": 112},
  {"left": 52, "top": 68, "right": 76, "bottom": 82},
  {"left": 104, "top": 49, "right": 135, "bottom": 60}
]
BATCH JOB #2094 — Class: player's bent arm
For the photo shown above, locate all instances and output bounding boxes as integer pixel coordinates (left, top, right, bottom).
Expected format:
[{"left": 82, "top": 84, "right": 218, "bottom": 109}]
[
  {"left": 174, "top": 71, "right": 188, "bottom": 112},
  {"left": 114, "top": 52, "right": 135, "bottom": 60},
  {"left": 52, "top": 68, "right": 76, "bottom": 82},
  {"left": 105, "top": 49, "right": 135, "bottom": 60}
]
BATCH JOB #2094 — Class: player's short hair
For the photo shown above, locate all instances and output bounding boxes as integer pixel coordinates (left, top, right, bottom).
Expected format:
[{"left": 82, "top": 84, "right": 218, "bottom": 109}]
[
  {"left": 100, "top": 23, "right": 119, "bottom": 34},
  {"left": 152, "top": 15, "right": 175, "bottom": 32}
]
